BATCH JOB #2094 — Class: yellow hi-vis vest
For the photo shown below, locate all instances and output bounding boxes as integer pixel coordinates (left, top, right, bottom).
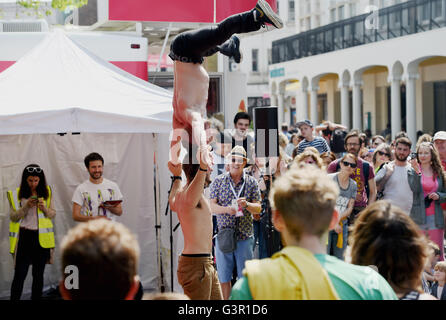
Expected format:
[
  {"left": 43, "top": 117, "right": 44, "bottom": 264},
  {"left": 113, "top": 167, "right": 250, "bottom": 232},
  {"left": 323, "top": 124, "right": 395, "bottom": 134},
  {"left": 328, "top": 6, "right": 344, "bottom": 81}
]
[
  {"left": 7, "top": 186, "right": 55, "bottom": 254},
  {"left": 244, "top": 246, "right": 340, "bottom": 300}
]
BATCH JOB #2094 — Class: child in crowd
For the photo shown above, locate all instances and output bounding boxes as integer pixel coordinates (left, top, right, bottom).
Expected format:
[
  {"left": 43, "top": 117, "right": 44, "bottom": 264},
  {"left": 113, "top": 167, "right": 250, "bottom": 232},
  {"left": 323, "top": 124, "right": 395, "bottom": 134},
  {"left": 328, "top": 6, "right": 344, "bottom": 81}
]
[{"left": 431, "top": 261, "right": 446, "bottom": 300}]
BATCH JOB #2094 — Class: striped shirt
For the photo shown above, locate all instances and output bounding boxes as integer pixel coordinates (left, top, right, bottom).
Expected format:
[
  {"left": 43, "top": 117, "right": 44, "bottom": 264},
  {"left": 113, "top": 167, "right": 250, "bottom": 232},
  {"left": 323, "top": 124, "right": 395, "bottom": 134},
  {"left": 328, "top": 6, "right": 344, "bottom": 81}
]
[{"left": 297, "top": 136, "right": 330, "bottom": 155}]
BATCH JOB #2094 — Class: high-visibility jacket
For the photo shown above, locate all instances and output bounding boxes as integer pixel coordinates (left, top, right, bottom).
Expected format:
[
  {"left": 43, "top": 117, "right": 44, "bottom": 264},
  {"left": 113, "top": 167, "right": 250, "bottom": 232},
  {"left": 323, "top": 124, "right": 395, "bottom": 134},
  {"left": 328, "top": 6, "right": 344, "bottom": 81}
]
[{"left": 7, "top": 186, "right": 55, "bottom": 254}]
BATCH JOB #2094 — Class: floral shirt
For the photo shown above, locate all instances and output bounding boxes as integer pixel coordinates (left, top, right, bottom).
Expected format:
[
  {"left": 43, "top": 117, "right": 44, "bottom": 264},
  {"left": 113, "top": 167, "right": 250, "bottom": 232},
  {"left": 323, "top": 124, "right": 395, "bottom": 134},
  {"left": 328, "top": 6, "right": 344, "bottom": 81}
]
[{"left": 210, "top": 172, "right": 260, "bottom": 240}]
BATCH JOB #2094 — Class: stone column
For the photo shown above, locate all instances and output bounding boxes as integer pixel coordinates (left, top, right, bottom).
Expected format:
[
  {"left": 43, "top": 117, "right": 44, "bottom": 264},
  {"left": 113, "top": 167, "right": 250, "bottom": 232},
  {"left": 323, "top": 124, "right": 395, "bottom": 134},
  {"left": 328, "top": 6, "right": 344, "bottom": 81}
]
[
  {"left": 340, "top": 83, "right": 350, "bottom": 129},
  {"left": 352, "top": 80, "right": 363, "bottom": 131},
  {"left": 406, "top": 72, "right": 418, "bottom": 148},
  {"left": 390, "top": 75, "right": 402, "bottom": 139},
  {"left": 310, "top": 86, "right": 319, "bottom": 124},
  {"left": 301, "top": 84, "right": 309, "bottom": 120}
]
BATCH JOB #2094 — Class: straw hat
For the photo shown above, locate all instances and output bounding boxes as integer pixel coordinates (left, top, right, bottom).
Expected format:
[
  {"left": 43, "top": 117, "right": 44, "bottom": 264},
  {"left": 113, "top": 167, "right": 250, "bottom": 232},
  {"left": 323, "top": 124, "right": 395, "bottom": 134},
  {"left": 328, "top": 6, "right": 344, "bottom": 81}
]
[{"left": 227, "top": 145, "right": 248, "bottom": 161}]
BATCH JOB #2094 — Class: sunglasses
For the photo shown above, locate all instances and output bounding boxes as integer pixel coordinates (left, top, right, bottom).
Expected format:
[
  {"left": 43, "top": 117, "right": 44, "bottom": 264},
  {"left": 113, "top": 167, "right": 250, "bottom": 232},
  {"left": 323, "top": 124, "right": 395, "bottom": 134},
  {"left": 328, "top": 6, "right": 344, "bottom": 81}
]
[
  {"left": 377, "top": 151, "right": 390, "bottom": 157},
  {"left": 26, "top": 167, "right": 42, "bottom": 173},
  {"left": 342, "top": 161, "right": 357, "bottom": 168}
]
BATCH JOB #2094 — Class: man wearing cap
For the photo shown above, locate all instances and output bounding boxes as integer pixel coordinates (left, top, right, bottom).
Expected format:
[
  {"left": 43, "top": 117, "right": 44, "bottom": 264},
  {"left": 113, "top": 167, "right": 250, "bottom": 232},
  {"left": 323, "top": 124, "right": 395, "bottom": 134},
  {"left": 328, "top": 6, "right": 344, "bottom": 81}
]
[
  {"left": 433, "top": 131, "right": 446, "bottom": 219},
  {"left": 209, "top": 146, "right": 261, "bottom": 299},
  {"left": 296, "top": 119, "right": 330, "bottom": 155}
]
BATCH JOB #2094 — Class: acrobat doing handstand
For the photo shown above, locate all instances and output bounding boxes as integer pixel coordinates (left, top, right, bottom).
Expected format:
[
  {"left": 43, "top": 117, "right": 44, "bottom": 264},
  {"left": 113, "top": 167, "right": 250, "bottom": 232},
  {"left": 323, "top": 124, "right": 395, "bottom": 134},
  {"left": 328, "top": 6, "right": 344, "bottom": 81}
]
[{"left": 169, "top": 0, "right": 283, "bottom": 166}]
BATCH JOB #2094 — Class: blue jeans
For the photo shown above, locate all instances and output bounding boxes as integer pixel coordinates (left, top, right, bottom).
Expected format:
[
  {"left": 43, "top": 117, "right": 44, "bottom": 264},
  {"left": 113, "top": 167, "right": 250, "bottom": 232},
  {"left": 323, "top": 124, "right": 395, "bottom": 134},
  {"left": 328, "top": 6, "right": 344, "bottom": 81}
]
[
  {"left": 215, "top": 236, "right": 254, "bottom": 283},
  {"left": 327, "top": 220, "right": 348, "bottom": 260}
]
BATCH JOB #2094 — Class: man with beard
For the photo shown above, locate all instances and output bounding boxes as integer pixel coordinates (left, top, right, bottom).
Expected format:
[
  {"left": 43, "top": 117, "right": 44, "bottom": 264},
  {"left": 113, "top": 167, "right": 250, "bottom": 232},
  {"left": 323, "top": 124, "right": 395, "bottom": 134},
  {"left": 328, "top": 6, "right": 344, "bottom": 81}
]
[
  {"left": 375, "top": 137, "right": 414, "bottom": 214},
  {"left": 72, "top": 152, "right": 123, "bottom": 222},
  {"left": 327, "top": 131, "right": 376, "bottom": 223}
]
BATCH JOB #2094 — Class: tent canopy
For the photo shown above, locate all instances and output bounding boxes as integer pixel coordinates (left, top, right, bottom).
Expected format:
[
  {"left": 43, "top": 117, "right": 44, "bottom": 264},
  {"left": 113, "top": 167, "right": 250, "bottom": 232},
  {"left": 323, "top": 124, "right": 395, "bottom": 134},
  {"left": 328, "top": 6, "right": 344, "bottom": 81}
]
[
  {"left": 0, "top": 31, "right": 182, "bottom": 297},
  {"left": 0, "top": 30, "right": 173, "bottom": 135}
]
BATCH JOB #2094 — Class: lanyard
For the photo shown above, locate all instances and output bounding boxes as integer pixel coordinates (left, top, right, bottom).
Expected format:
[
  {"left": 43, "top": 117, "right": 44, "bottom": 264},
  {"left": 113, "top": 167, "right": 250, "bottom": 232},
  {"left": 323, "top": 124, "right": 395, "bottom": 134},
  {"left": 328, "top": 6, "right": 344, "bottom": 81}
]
[{"left": 228, "top": 173, "right": 245, "bottom": 200}]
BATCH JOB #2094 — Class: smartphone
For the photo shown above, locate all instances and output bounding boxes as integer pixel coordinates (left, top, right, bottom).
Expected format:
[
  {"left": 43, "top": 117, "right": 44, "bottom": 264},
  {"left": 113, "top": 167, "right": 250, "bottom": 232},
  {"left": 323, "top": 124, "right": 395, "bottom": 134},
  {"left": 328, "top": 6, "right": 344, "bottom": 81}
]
[
  {"left": 103, "top": 200, "right": 122, "bottom": 207},
  {"left": 410, "top": 152, "right": 417, "bottom": 160}
]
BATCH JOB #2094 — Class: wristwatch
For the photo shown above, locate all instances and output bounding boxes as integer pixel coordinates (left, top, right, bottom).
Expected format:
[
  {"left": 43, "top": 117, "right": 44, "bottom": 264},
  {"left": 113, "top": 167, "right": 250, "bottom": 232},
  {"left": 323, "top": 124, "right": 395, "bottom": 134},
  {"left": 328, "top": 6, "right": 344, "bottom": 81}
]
[{"left": 172, "top": 176, "right": 182, "bottom": 181}]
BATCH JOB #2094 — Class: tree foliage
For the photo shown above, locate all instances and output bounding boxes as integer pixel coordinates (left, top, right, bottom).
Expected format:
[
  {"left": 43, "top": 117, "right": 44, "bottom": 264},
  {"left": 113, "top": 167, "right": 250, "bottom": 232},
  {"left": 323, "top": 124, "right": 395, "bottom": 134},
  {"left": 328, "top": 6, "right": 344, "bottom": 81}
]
[
  {"left": 51, "top": 0, "right": 89, "bottom": 10},
  {"left": 17, "top": 0, "right": 89, "bottom": 13}
]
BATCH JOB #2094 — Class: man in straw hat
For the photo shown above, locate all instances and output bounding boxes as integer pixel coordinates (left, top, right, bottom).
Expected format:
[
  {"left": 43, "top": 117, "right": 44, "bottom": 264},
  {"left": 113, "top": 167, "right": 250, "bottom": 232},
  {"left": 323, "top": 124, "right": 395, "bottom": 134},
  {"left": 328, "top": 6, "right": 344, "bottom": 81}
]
[{"left": 209, "top": 146, "right": 261, "bottom": 299}]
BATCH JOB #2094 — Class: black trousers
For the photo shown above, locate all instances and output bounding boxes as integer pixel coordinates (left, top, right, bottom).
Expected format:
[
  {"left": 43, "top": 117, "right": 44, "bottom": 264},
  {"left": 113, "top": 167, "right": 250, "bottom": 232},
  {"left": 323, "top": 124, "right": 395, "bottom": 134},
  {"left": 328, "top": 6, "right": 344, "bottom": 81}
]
[
  {"left": 10, "top": 228, "right": 49, "bottom": 300},
  {"left": 169, "top": 9, "right": 261, "bottom": 63}
]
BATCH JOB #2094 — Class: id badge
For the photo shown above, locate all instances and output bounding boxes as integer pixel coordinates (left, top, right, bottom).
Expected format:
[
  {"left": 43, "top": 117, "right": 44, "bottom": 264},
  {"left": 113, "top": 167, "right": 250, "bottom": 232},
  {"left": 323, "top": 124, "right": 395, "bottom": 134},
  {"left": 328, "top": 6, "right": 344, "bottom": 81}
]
[{"left": 233, "top": 199, "right": 244, "bottom": 217}]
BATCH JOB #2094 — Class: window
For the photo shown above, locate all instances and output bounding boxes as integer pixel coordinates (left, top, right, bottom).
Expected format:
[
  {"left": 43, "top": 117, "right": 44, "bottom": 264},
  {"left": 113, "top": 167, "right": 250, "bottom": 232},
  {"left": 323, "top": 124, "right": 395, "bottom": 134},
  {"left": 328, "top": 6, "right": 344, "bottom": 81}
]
[
  {"left": 306, "top": 0, "right": 311, "bottom": 14},
  {"left": 288, "top": 0, "right": 295, "bottom": 22},
  {"left": 306, "top": 17, "right": 311, "bottom": 29},
  {"left": 252, "top": 49, "right": 259, "bottom": 72},
  {"left": 350, "top": 3, "right": 357, "bottom": 18},
  {"left": 315, "top": 15, "right": 320, "bottom": 27},
  {"left": 330, "top": 8, "right": 336, "bottom": 22},
  {"left": 432, "top": 0, "right": 444, "bottom": 19},
  {"left": 420, "top": 2, "right": 430, "bottom": 21},
  {"left": 338, "top": 5, "right": 345, "bottom": 20}
]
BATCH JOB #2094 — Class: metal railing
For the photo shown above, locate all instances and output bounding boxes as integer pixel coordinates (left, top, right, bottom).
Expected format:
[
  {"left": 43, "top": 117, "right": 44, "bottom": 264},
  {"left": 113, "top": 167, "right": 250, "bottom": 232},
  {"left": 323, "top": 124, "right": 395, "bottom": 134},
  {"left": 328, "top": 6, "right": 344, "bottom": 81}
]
[{"left": 272, "top": 0, "right": 446, "bottom": 64}]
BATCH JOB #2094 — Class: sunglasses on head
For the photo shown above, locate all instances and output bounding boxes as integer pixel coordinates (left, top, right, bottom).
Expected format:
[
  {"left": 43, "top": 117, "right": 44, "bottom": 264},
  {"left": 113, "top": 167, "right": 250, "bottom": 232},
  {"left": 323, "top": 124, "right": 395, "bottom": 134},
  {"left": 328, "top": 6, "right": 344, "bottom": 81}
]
[
  {"left": 377, "top": 151, "right": 390, "bottom": 157},
  {"left": 342, "top": 161, "right": 357, "bottom": 168},
  {"left": 26, "top": 167, "right": 42, "bottom": 173}
]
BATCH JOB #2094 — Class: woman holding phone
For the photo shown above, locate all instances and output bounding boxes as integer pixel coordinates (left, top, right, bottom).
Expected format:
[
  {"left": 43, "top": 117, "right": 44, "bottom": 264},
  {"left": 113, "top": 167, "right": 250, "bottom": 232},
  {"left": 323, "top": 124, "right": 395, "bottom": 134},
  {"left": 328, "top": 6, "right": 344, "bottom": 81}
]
[{"left": 7, "top": 164, "right": 56, "bottom": 300}]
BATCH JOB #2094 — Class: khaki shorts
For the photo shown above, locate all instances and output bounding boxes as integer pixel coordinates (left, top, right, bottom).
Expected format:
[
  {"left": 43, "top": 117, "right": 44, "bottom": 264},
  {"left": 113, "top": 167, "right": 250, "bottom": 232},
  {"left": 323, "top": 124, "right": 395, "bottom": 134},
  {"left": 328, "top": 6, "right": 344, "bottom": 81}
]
[{"left": 177, "top": 254, "right": 223, "bottom": 300}]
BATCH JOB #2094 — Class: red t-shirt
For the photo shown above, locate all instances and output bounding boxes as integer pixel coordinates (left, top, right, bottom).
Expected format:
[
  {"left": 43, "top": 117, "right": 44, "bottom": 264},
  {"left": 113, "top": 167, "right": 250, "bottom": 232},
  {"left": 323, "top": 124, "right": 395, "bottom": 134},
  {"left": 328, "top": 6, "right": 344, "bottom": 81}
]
[{"left": 421, "top": 171, "right": 438, "bottom": 216}]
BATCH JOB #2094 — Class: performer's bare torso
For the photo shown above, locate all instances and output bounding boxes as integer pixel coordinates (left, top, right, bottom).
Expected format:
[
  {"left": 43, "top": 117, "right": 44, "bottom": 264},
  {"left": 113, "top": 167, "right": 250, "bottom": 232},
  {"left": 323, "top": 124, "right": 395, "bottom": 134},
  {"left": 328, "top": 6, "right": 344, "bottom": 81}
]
[
  {"left": 172, "top": 61, "right": 209, "bottom": 143},
  {"left": 174, "top": 191, "right": 213, "bottom": 254}
]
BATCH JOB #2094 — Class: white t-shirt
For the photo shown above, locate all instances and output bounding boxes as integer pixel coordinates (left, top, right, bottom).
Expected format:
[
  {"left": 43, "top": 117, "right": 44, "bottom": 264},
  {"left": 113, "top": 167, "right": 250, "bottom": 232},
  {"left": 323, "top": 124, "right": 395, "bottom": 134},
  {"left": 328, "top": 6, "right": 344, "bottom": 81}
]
[
  {"left": 382, "top": 164, "right": 413, "bottom": 214},
  {"left": 72, "top": 178, "right": 123, "bottom": 221}
]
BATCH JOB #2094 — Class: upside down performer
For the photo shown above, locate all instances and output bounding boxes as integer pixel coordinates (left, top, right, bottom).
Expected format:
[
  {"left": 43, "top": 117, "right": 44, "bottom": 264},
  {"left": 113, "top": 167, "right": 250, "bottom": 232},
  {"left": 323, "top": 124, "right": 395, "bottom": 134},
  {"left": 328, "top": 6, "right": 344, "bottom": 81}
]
[{"left": 169, "top": 0, "right": 283, "bottom": 167}]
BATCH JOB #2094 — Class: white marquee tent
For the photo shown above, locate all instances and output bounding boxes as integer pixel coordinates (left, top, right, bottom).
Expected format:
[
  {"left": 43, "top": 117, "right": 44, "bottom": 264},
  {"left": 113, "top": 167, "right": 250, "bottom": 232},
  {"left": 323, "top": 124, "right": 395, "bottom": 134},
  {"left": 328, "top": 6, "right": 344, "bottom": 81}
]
[{"left": 0, "top": 30, "right": 184, "bottom": 298}]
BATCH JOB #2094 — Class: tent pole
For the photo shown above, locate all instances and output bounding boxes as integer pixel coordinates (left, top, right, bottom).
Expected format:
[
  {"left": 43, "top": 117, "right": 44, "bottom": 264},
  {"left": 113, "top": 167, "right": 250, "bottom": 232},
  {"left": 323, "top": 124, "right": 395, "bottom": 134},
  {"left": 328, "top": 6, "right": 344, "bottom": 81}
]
[
  {"left": 156, "top": 22, "right": 173, "bottom": 73},
  {"left": 153, "top": 133, "right": 165, "bottom": 292}
]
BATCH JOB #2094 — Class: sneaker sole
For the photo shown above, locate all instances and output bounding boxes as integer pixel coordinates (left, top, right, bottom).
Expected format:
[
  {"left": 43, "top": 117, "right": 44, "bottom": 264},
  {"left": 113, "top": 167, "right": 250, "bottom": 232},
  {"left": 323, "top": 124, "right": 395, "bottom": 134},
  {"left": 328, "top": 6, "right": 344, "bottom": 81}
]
[{"left": 257, "top": 0, "right": 283, "bottom": 29}]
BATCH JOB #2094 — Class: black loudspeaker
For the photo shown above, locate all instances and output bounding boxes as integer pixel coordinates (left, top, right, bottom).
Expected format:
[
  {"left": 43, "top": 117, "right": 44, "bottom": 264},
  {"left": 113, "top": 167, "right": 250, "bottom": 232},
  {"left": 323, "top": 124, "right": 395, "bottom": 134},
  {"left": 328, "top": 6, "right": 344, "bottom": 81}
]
[{"left": 254, "top": 107, "right": 279, "bottom": 159}]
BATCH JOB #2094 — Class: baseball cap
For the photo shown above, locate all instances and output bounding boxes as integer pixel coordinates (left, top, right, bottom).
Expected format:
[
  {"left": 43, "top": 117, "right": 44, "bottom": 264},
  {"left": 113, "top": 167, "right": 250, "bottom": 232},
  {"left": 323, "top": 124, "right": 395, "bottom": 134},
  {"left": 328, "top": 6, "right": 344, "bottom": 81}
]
[
  {"left": 297, "top": 119, "right": 313, "bottom": 128},
  {"left": 433, "top": 131, "right": 446, "bottom": 141}
]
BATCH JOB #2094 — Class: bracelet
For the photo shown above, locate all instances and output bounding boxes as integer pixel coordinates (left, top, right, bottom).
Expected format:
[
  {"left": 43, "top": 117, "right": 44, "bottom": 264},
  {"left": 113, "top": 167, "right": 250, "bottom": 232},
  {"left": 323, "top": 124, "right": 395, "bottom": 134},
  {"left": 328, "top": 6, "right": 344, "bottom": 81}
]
[
  {"left": 199, "top": 167, "right": 208, "bottom": 172},
  {"left": 172, "top": 176, "right": 182, "bottom": 181}
]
